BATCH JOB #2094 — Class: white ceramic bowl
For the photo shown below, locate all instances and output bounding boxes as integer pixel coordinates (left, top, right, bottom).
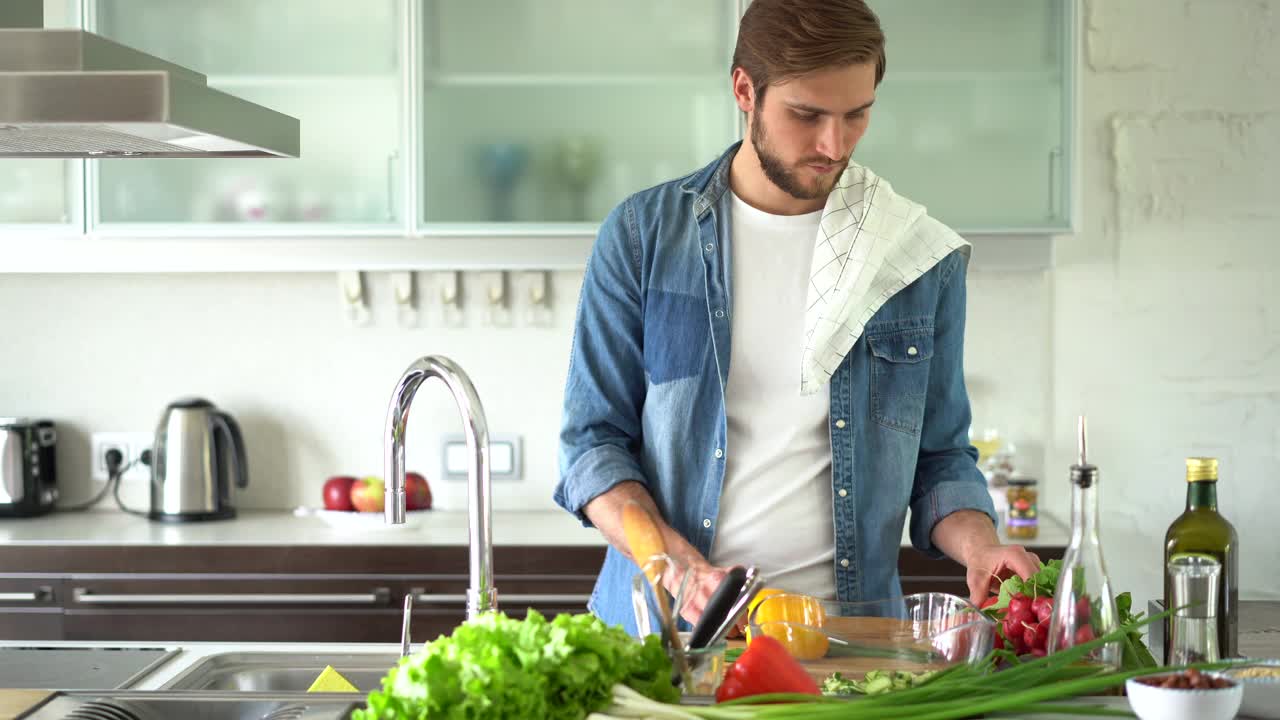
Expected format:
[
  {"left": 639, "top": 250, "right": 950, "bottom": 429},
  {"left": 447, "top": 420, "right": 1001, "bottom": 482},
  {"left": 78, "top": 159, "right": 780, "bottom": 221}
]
[
  {"left": 1224, "top": 659, "right": 1280, "bottom": 719},
  {"left": 1126, "top": 673, "right": 1242, "bottom": 720}
]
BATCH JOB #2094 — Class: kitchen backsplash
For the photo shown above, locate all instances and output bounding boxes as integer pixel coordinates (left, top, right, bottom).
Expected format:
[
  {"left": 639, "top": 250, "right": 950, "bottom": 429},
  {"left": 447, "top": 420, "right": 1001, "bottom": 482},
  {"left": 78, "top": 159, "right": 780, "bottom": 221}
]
[
  {"left": 0, "top": 266, "right": 1048, "bottom": 517},
  {"left": 2, "top": 1, "right": 1278, "bottom": 609}
]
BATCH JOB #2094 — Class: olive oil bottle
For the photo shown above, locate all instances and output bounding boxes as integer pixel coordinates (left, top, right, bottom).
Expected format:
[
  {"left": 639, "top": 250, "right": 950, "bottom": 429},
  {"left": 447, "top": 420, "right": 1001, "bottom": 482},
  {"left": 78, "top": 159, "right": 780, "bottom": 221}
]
[{"left": 1163, "top": 457, "right": 1239, "bottom": 660}]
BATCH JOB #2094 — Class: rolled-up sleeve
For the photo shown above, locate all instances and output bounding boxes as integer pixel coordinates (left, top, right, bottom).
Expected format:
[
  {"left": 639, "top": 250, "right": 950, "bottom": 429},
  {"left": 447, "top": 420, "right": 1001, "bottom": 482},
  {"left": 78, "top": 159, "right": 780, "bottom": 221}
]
[
  {"left": 554, "top": 199, "right": 649, "bottom": 525},
  {"left": 909, "top": 250, "right": 998, "bottom": 556}
]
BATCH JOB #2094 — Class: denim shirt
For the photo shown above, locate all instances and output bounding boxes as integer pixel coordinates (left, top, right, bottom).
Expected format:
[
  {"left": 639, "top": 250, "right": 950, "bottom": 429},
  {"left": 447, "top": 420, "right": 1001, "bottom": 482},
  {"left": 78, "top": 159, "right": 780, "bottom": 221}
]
[{"left": 555, "top": 142, "right": 996, "bottom": 635}]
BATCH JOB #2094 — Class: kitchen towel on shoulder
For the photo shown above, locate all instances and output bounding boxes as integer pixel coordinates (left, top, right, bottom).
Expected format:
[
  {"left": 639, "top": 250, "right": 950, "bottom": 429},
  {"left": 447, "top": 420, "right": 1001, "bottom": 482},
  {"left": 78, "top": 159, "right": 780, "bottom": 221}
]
[{"left": 801, "top": 162, "right": 970, "bottom": 395}]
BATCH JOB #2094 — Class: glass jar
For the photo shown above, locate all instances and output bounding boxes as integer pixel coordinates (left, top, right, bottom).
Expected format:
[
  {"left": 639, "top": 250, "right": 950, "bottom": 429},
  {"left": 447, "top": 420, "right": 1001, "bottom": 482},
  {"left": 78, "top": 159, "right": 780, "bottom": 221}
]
[
  {"left": 1167, "top": 553, "right": 1222, "bottom": 664},
  {"left": 1005, "top": 475, "right": 1039, "bottom": 539}
]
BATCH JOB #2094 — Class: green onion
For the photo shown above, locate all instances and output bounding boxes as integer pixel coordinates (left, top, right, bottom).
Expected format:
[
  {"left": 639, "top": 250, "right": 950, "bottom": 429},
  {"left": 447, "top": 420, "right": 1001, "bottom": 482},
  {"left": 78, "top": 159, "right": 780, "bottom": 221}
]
[{"left": 598, "top": 606, "right": 1235, "bottom": 720}]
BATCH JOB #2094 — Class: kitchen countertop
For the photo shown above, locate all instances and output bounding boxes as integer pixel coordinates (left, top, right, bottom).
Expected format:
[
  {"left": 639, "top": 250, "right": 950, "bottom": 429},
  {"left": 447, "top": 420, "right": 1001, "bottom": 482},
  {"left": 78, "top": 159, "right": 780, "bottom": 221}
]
[
  {"left": 0, "top": 508, "right": 1071, "bottom": 548},
  {"left": 4, "top": 599, "right": 1278, "bottom": 718}
]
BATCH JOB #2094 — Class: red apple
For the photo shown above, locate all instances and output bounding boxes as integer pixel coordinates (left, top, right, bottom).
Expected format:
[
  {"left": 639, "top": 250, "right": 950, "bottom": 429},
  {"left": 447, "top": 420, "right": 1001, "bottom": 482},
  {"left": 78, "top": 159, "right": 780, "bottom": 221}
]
[
  {"left": 405, "top": 472, "right": 432, "bottom": 510},
  {"left": 322, "top": 476, "right": 356, "bottom": 511},
  {"left": 350, "top": 476, "right": 385, "bottom": 512}
]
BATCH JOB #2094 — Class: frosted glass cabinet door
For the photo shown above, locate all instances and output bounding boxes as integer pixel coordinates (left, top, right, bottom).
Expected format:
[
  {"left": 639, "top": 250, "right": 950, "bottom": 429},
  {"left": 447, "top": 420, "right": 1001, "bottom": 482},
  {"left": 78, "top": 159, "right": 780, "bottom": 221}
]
[
  {"left": 419, "top": 0, "right": 739, "bottom": 227},
  {"left": 0, "top": 0, "right": 81, "bottom": 227},
  {"left": 0, "top": 162, "right": 78, "bottom": 226},
  {"left": 91, "top": 0, "right": 405, "bottom": 229},
  {"left": 859, "top": 0, "right": 1072, "bottom": 231}
]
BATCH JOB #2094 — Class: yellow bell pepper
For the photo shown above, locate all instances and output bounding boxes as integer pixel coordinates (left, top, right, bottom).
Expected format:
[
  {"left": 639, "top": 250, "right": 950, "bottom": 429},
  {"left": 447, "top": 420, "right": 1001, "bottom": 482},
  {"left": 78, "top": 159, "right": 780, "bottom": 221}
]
[{"left": 746, "top": 588, "right": 830, "bottom": 661}]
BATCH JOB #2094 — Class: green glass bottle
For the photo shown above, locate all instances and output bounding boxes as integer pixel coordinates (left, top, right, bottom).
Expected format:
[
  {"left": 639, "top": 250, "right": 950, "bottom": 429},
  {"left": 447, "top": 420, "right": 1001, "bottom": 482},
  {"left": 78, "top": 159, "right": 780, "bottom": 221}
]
[{"left": 1163, "top": 457, "right": 1239, "bottom": 660}]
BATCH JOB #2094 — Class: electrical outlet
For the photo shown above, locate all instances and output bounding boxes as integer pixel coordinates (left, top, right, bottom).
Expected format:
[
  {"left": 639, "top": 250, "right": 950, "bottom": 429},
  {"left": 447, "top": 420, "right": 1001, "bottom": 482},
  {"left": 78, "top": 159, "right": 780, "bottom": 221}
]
[{"left": 90, "top": 431, "right": 154, "bottom": 483}]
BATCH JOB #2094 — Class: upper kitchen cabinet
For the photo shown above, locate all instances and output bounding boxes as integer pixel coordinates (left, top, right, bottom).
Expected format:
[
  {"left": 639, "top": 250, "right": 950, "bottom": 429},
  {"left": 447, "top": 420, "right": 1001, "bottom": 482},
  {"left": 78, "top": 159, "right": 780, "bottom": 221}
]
[
  {"left": 417, "top": 0, "right": 739, "bottom": 230},
  {"left": 859, "top": 0, "right": 1075, "bottom": 233},
  {"left": 88, "top": 0, "right": 406, "bottom": 232},
  {"left": 0, "top": 0, "right": 82, "bottom": 231},
  {"left": 0, "top": 157, "right": 80, "bottom": 229}
]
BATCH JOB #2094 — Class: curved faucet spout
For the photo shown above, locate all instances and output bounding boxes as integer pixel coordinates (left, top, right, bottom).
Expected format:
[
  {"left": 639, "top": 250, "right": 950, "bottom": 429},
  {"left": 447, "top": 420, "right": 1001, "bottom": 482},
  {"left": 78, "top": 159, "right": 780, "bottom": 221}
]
[{"left": 384, "top": 355, "right": 496, "bottom": 620}]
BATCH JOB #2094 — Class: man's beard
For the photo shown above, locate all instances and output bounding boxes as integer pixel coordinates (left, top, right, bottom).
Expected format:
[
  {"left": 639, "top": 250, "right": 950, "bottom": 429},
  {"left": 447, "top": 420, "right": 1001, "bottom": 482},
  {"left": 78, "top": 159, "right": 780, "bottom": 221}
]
[{"left": 750, "top": 105, "right": 847, "bottom": 201}]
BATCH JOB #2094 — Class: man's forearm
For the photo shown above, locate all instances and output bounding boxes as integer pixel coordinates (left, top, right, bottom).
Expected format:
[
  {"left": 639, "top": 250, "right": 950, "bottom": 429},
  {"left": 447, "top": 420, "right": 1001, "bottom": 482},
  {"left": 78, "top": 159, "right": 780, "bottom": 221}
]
[
  {"left": 583, "top": 480, "right": 711, "bottom": 576},
  {"left": 930, "top": 509, "right": 1001, "bottom": 568}
]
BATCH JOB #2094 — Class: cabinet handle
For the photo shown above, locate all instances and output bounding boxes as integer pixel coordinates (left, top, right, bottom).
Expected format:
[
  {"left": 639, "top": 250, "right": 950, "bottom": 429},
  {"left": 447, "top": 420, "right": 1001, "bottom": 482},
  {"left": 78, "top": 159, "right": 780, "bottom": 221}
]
[
  {"left": 413, "top": 592, "right": 590, "bottom": 605},
  {"left": 73, "top": 588, "right": 391, "bottom": 606},
  {"left": 386, "top": 151, "right": 399, "bottom": 222},
  {"left": 1047, "top": 146, "right": 1062, "bottom": 220},
  {"left": 0, "top": 587, "right": 53, "bottom": 603}
]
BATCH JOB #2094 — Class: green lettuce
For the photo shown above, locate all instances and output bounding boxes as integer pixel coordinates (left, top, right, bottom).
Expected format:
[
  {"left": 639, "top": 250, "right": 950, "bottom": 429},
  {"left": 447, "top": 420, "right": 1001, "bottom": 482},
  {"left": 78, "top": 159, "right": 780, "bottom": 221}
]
[{"left": 353, "top": 610, "right": 678, "bottom": 719}]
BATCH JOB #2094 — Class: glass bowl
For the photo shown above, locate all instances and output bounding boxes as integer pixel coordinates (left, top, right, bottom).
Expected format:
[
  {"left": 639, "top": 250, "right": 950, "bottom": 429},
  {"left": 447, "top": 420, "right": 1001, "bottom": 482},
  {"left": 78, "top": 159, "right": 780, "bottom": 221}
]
[
  {"left": 1222, "top": 659, "right": 1280, "bottom": 719},
  {"left": 747, "top": 592, "right": 996, "bottom": 673}
]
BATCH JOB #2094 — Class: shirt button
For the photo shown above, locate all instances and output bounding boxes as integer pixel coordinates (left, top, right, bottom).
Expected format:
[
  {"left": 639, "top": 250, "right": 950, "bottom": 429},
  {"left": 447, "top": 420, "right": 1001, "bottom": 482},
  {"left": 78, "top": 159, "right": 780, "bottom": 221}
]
[
  {"left": 835, "top": 419, "right": 846, "bottom": 429},
  {"left": 704, "top": 243, "right": 714, "bottom": 253},
  {"left": 839, "top": 558, "right": 850, "bottom": 568},
  {"left": 703, "top": 519, "right": 712, "bottom": 528},
  {"left": 714, "top": 309, "right": 725, "bottom": 318},
  {"left": 838, "top": 488, "right": 848, "bottom": 498},
  {"left": 714, "top": 448, "right": 723, "bottom": 459},
  {"left": 907, "top": 346, "right": 919, "bottom": 356}
]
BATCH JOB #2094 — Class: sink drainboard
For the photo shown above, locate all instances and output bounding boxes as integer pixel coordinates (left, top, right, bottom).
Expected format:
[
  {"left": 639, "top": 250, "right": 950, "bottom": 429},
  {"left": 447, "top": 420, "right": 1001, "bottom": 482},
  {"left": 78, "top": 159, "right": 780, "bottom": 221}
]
[{"left": 21, "top": 692, "right": 359, "bottom": 720}]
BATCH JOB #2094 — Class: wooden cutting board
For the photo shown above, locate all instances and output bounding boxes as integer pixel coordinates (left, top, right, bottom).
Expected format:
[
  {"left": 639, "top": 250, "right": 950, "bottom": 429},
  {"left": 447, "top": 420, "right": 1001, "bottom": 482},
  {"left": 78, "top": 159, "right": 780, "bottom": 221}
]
[
  {"left": 0, "top": 690, "right": 54, "bottom": 720},
  {"left": 728, "top": 615, "right": 956, "bottom": 683}
]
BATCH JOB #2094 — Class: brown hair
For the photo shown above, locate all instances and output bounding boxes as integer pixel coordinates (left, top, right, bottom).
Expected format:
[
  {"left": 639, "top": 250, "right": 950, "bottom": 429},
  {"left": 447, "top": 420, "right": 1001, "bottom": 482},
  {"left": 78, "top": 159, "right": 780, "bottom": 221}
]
[{"left": 732, "top": 0, "right": 886, "bottom": 98}]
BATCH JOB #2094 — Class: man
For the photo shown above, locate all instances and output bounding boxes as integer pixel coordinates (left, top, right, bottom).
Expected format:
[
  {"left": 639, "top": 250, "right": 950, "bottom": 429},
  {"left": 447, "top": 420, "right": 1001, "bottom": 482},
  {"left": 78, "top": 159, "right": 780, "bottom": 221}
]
[{"left": 555, "top": 0, "right": 1039, "bottom": 634}]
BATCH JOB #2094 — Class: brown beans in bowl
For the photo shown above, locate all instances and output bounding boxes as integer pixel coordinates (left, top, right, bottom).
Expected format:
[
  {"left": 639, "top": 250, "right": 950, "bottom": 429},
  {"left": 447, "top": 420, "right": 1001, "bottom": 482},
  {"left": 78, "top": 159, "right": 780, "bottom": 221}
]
[{"left": 1135, "top": 668, "right": 1235, "bottom": 690}]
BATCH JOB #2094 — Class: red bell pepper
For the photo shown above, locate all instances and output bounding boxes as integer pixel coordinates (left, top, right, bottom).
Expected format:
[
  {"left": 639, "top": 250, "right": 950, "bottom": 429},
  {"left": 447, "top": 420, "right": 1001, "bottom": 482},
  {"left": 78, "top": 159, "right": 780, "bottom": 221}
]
[{"left": 715, "top": 635, "right": 821, "bottom": 703}]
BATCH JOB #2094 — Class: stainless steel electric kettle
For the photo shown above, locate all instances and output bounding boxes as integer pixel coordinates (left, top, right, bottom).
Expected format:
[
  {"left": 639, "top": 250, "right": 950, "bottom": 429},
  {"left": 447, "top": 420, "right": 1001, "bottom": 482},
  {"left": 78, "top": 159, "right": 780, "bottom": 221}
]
[{"left": 150, "top": 397, "right": 249, "bottom": 522}]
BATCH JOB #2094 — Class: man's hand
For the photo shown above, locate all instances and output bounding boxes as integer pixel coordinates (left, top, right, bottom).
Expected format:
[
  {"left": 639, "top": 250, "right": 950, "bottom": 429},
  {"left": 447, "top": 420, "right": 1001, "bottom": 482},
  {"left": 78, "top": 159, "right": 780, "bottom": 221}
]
[
  {"left": 962, "top": 543, "right": 1041, "bottom": 606},
  {"left": 583, "top": 480, "right": 733, "bottom": 626},
  {"left": 930, "top": 509, "right": 1041, "bottom": 606},
  {"left": 668, "top": 561, "right": 735, "bottom": 627}
]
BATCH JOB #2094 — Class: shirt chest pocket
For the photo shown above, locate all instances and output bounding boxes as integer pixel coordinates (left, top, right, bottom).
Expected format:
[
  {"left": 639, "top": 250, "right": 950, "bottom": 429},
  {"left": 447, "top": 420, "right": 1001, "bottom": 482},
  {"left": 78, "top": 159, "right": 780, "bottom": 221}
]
[{"left": 866, "top": 328, "right": 935, "bottom": 435}]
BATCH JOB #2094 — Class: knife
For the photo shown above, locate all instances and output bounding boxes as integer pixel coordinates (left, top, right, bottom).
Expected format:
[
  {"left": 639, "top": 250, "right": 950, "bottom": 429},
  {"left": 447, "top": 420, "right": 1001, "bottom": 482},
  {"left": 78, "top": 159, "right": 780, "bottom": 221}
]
[{"left": 687, "top": 565, "right": 748, "bottom": 651}]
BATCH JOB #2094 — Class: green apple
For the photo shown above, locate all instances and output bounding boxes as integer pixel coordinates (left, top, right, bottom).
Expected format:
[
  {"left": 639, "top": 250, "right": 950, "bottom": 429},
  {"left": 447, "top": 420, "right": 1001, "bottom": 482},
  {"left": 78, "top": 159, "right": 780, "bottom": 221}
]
[{"left": 350, "top": 476, "right": 385, "bottom": 512}]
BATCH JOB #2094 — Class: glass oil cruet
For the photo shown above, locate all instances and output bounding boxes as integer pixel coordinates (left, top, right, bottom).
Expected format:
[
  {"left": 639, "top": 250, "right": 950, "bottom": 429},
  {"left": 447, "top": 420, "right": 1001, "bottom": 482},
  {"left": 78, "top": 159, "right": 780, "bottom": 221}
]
[{"left": 1046, "top": 416, "right": 1121, "bottom": 668}]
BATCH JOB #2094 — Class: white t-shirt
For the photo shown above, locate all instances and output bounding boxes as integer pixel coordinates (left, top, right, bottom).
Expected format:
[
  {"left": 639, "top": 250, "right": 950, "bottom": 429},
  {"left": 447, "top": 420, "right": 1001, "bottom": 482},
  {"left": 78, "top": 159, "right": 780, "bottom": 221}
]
[{"left": 707, "top": 191, "right": 836, "bottom": 600}]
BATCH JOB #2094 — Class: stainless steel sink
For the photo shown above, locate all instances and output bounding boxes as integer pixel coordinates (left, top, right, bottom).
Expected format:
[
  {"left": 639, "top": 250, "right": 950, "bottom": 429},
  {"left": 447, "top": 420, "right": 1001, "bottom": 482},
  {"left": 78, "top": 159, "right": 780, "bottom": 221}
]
[
  {"left": 162, "top": 653, "right": 397, "bottom": 692},
  {"left": 22, "top": 691, "right": 361, "bottom": 720}
]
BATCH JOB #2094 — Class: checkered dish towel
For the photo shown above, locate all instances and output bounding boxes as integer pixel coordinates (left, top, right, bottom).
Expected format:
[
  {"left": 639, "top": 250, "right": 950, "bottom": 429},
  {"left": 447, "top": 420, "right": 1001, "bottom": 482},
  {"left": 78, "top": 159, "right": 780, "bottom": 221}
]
[{"left": 801, "top": 162, "right": 971, "bottom": 395}]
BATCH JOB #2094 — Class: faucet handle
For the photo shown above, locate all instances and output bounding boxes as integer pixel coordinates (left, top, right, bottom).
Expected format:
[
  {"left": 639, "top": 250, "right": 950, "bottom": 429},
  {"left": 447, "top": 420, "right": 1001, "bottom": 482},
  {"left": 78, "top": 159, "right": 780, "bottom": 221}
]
[{"left": 400, "top": 594, "right": 413, "bottom": 658}]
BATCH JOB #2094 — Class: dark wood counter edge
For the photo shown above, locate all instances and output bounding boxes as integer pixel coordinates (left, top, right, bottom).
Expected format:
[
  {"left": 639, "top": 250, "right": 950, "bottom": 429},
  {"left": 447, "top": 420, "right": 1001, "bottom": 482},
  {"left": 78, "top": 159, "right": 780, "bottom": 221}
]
[
  {"left": 0, "top": 545, "right": 1063, "bottom": 577},
  {"left": 0, "top": 545, "right": 610, "bottom": 575}
]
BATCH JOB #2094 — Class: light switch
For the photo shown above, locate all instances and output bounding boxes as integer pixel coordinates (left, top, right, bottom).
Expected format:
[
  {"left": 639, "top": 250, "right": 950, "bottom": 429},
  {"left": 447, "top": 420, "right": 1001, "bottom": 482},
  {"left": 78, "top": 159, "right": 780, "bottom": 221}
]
[
  {"left": 490, "top": 442, "right": 514, "bottom": 474},
  {"left": 441, "top": 434, "right": 522, "bottom": 481}
]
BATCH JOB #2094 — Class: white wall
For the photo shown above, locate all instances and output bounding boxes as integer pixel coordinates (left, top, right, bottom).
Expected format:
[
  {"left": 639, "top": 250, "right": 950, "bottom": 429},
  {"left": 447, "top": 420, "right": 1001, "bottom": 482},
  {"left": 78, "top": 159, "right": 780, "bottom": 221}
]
[
  {"left": 1047, "top": 0, "right": 1280, "bottom": 605},
  {"left": 0, "top": 0, "right": 1275, "bottom": 606}
]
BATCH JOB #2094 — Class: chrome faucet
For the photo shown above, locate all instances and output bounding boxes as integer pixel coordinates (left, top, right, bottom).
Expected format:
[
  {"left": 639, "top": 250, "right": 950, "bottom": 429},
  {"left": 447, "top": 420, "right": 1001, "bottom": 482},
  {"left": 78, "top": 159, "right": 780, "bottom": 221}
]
[{"left": 384, "top": 355, "right": 496, "bottom": 620}]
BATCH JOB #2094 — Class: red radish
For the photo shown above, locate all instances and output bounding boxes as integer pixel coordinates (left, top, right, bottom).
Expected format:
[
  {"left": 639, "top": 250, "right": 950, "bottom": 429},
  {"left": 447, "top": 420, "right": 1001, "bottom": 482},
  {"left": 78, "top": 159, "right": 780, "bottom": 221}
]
[
  {"left": 1008, "top": 606, "right": 1036, "bottom": 629},
  {"left": 1032, "top": 618, "right": 1050, "bottom": 650},
  {"left": 1076, "top": 596, "right": 1092, "bottom": 622},
  {"left": 1008, "top": 593, "right": 1031, "bottom": 618},
  {"left": 1032, "top": 595, "right": 1054, "bottom": 623},
  {"left": 1031, "top": 647, "right": 1048, "bottom": 657},
  {"left": 1075, "top": 625, "right": 1096, "bottom": 645},
  {"left": 993, "top": 632, "right": 1005, "bottom": 650},
  {"left": 980, "top": 595, "right": 999, "bottom": 610},
  {"left": 1011, "top": 633, "right": 1030, "bottom": 656},
  {"left": 1022, "top": 623, "right": 1038, "bottom": 650},
  {"left": 1002, "top": 614, "right": 1023, "bottom": 646}
]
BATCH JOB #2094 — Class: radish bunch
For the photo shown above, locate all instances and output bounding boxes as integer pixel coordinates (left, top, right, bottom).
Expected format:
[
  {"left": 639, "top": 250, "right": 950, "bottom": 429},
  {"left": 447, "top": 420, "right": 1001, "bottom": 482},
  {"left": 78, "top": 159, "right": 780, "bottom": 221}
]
[{"left": 983, "top": 591, "right": 1056, "bottom": 656}]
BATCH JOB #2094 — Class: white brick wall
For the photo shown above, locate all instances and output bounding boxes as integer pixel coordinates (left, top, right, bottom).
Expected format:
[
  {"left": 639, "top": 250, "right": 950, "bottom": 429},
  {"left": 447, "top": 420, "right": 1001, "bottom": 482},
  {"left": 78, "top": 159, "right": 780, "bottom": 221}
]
[{"left": 1048, "top": 0, "right": 1280, "bottom": 604}]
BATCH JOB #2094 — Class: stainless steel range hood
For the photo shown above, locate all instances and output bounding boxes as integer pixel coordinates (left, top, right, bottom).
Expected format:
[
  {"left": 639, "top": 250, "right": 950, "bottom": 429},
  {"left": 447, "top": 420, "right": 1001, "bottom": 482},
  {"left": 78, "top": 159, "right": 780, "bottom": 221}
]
[{"left": 0, "top": 2, "right": 300, "bottom": 158}]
